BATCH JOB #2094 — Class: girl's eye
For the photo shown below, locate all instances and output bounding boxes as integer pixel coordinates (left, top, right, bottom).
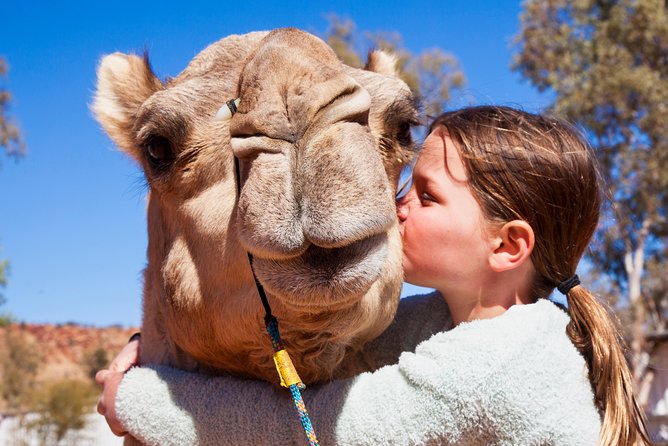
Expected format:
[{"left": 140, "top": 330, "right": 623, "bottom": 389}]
[{"left": 420, "top": 192, "right": 436, "bottom": 203}]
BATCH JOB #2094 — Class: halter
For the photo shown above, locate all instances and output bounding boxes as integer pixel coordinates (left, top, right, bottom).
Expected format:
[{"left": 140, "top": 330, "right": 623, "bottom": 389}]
[{"left": 222, "top": 99, "right": 319, "bottom": 445}]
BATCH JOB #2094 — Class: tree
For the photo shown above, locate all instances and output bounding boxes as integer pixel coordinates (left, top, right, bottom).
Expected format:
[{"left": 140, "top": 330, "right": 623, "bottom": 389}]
[
  {"left": 0, "top": 56, "right": 24, "bottom": 160},
  {"left": 324, "top": 16, "right": 363, "bottom": 68},
  {"left": 1, "top": 56, "right": 25, "bottom": 309},
  {"left": 82, "top": 347, "right": 109, "bottom": 380},
  {"left": 0, "top": 257, "right": 7, "bottom": 307},
  {"left": 28, "top": 379, "right": 98, "bottom": 444},
  {"left": 513, "top": 0, "right": 668, "bottom": 380},
  {"left": 0, "top": 56, "right": 25, "bottom": 305},
  {"left": 0, "top": 330, "right": 42, "bottom": 412},
  {"left": 323, "top": 15, "right": 466, "bottom": 119}
]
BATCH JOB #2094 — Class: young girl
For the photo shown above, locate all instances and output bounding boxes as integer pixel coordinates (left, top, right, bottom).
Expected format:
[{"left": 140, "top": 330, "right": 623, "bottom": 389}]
[{"left": 97, "top": 106, "right": 650, "bottom": 445}]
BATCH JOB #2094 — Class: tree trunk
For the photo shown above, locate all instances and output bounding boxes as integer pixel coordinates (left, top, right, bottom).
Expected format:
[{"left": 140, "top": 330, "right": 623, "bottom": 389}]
[{"left": 625, "top": 218, "right": 651, "bottom": 385}]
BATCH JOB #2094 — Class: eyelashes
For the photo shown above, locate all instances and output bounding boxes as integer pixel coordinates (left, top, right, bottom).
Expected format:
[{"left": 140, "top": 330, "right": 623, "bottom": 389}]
[{"left": 420, "top": 191, "right": 436, "bottom": 204}]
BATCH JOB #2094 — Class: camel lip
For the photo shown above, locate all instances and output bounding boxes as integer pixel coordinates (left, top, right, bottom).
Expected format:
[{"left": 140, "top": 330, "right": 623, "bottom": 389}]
[{"left": 251, "top": 232, "right": 389, "bottom": 309}]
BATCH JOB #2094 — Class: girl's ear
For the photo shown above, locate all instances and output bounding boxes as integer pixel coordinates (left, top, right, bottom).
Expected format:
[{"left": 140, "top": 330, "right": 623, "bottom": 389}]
[{"left": 488, "top": 220, "right": 534, "bottom": 272}]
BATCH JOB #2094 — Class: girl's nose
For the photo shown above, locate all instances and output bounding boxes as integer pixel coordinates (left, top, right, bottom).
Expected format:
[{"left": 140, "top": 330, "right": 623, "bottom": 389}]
[{"left": 396, "top": 195, "right": 410, "bottom": 222}]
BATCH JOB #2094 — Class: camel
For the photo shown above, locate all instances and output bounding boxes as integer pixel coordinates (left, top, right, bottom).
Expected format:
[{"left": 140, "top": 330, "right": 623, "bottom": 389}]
[{"left": 92, "top": 28, "right": 420, "bottom": 385}]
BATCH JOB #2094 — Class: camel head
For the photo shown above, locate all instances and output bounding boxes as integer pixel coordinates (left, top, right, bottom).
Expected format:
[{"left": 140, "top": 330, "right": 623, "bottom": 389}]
[{"left": 92, "top": 28, "right": 419, "bottom": 382}]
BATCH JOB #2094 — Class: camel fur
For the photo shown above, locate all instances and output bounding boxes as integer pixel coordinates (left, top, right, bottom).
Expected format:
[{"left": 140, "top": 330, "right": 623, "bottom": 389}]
[{"left": 93, "top": 28, "right": 419, "bottom": 385}]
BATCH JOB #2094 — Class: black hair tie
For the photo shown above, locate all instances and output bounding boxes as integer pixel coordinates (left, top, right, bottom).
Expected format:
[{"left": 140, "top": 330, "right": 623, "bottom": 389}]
[{"left": 557, "top": 274, "right": 580, "bottom": 295}]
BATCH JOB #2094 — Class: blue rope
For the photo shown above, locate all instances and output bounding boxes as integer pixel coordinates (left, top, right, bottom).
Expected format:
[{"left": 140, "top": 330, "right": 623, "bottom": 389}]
[
  {"left": 289, "top": 383, "right": 318, "bottom": 446},
  {"left": 266, "top": 317, "right": 319, "bottom": 445}
]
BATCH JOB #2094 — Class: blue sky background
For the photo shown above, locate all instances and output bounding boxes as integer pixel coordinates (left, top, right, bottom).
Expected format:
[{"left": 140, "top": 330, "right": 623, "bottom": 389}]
[{"left": 0, "top": 1, "right": 549, "bottom": 327}]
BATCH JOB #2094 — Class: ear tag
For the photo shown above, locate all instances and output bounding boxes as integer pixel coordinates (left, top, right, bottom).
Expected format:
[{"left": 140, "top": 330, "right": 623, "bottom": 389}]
[{"left": 214, "top": 98, "right": 240, "bottom": 121}]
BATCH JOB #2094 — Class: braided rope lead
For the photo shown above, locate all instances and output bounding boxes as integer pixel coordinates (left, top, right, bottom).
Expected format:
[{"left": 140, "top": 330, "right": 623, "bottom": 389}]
[
  {"left": 266, "top": 317, "right": 320, "bottom": 446},
  {"left": 290, "top": 384, "right": 319, "bottom": 445}
]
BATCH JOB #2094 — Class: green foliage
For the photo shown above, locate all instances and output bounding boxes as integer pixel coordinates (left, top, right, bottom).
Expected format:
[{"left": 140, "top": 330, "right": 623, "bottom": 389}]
[
  {"left": 82, "top": 347, "right": 108, "bottom": 380},
  {"left": 1, "top": 55, "right": 24, "bottom": 309},
  {"left": 28, "top": 379, "right": 98, "bottom": 443},
  {"left": 0, "top": 312, "right": 17, "bottom": 327},
  {"left": 0, "top": 257, "right": 7, "bottom": 307},
  {"left": 323, "top": 15, "right": 466, "bottom": 119},
  {"left": 0, "top": 259, "right": 6, "bottom": 287},
  {"left": 324, "top": 15, "right": 363, "bottom": 68},
  {"left": 0, "top": 330, "right": 42, "bottom": 411},
  {"left": 0, "top": 56, "right": 25, "bottom": 160},
  {"left": 514, "top": 0, "right": 668, "bottom": 334}
]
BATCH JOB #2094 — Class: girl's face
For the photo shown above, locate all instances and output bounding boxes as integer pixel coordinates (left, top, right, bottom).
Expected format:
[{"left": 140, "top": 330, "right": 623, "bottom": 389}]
[{"left": 397, "top": 127, "right": 493, "bottom": 295}]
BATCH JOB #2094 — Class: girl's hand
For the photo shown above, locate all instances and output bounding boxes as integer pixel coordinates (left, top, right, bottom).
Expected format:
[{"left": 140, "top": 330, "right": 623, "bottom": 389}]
[{"left": 95, "top": 336, "right": 140, "bottom": 436}]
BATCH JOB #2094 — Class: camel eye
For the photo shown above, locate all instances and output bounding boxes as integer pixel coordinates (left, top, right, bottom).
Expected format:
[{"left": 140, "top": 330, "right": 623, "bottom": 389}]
[
  {"left": 145, "top": 137, "right": 173, "bottom": 168},
  {"left": 396, "top": 122, "right": 412, "bottom": 147}
]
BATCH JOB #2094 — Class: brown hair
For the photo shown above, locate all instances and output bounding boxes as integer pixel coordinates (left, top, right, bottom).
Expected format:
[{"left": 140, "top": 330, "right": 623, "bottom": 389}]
[{"left": 430, "top": 106, "right": 651, "bottom": 446}]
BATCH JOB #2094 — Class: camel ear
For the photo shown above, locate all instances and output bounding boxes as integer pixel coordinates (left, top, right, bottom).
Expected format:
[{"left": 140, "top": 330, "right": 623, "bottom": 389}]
[
  {"left": 92, "top": 52, "right": 162, "bottom": 162},
  {"left": 364, "top": 50, "right": 399, "bottom": 77}
]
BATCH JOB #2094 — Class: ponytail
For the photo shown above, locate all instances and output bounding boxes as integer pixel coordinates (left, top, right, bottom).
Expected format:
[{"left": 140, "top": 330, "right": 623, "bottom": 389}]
[{"left": 564, "top": 283, "right": 652, "bottom": 446}]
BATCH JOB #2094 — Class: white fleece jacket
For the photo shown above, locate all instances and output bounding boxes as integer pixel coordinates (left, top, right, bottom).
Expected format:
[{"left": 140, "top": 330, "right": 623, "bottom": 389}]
[{"left": 116, "top": 295, "right": 601, "bottom": 445}]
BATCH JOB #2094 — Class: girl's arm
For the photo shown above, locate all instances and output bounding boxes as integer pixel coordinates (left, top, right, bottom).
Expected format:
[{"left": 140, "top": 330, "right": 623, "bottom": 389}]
[
  {"left": 104, "top": 293, "right": 453, "bottom": 445},
  {"left": 106, "top": 299, "right": 600, "bottom": 446},
  {"left": 116, "top": 354, "right": 439, "bottom": 446}
]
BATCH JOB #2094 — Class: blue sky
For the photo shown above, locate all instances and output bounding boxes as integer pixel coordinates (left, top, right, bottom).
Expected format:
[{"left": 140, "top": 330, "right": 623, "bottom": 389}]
[{"left": 0, "top": 1, "right": 549, "bottom": 327}]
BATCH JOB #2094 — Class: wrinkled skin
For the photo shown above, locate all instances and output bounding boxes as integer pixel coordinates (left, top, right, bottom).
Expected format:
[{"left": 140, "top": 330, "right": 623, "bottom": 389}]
[{"left": 93, "top": 28, "right": 419, "bottom": 385}]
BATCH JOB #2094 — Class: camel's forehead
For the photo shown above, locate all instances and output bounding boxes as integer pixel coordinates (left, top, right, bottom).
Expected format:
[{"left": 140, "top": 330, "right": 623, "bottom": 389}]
[
  {"left": 175, "top": 29, "right": 336, "bottom": 81},
  {"left": 170, "top": 30, "right": 412, "bottom": 105},
  {"left": 149, "top": 29, "right": 419, "bottom": 145},
  {"left": 173, "top": 31, "right": 269, "bottom": 82}
]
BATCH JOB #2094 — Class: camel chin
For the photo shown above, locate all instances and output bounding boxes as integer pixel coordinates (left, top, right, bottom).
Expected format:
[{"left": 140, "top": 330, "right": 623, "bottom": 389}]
[{"left": 253, "top": 232, "right": 392, "bottom": 310}]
